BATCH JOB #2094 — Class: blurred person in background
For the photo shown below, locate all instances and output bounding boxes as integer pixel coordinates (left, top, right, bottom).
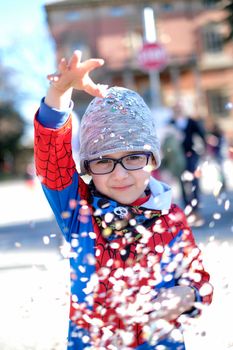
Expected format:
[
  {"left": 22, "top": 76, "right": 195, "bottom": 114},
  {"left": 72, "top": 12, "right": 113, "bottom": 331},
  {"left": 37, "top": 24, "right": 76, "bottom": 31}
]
[
  {"left": 228, "top": 135, "right": 233, "bottom": 160},
  {"left": 206, "top": 121, "right": 227, "bottom": 192},
  {"left": 160, "top": 123, "right": 186, "bottom": 200},
  {"left": 170, "top": 102, "right": 207, "bottom": 227}
]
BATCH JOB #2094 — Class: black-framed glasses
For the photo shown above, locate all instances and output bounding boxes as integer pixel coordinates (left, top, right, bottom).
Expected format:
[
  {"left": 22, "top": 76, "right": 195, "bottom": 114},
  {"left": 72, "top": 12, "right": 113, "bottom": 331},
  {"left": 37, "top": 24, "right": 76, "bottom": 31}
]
[{"left": 84, "top": 152, "right": 153, "bottom": 175}]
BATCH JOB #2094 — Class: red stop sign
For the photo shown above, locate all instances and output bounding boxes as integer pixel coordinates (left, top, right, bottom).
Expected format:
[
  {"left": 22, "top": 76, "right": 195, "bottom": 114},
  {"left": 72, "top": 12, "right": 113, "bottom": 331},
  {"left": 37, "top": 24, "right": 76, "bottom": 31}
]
[{"left": 138, "top": 42, "right": 168, "bottom": 72}]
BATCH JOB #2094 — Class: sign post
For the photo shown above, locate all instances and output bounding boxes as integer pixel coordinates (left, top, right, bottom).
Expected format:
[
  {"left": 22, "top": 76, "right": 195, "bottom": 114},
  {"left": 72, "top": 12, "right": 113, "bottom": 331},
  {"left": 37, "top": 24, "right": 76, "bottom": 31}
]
[{"left": 140, "top": 7, "right": 168, "bottom": 110}]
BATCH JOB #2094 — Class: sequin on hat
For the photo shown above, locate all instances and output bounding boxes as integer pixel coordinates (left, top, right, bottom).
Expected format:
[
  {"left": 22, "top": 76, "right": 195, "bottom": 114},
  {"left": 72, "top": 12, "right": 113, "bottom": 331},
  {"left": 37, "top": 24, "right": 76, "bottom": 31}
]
[{"left": 79, "top": 86, "right": 161, "bottom": 174}]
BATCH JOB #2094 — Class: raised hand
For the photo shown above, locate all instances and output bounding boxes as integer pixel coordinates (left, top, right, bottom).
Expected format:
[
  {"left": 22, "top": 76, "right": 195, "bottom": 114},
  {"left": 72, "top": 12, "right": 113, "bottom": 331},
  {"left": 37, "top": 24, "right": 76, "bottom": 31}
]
[{"left": 47, "top": 50, "right": 108, "bottom": 98}]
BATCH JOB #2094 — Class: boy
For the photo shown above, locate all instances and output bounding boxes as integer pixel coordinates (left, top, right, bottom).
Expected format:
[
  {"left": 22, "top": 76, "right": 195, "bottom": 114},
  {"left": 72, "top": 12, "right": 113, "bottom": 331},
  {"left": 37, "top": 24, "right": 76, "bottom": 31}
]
[{"left": 34, "top": 50, "right": 212, "bottom": 349}]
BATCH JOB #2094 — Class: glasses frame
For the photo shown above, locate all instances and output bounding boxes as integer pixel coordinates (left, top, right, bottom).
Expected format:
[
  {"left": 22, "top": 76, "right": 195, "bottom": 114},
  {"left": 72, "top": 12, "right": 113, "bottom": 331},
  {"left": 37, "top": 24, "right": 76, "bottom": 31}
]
[{"left": 84, "top": 152, "right": 153, "bottom": 175}]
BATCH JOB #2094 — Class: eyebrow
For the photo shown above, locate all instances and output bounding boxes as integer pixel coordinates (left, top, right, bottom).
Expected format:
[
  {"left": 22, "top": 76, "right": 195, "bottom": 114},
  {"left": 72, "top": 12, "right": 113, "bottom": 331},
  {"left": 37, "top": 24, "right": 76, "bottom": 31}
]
[{"left": 101, "top": 151, "right": 144, "bottom": 158}]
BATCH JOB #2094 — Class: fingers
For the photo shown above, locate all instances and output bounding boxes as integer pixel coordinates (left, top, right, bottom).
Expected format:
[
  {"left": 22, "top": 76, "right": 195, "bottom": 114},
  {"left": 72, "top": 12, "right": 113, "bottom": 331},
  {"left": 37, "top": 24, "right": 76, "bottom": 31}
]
[
  {"left": 84, "top": 79, "right": 108, "bottom": 98},
  {"left": 47, "top": 73, "right": 60, "bottom": 82},
  {"left": 58, "top": 57, "right": 68, "bottom": 73},
  {"left": 82, "top": 58, "right": 105, "bottom": 72},
  {"left": 80, "top": 58, "right": 107, "bottom": 97},
  {"left": 97, "top": 84, "right": 109, "bottom": 97},
  {"left": 46, "top": 50, "right": 108, "bottom": 96},
  {"left": 47, "top": 57, "right": 68, "bottom": 82},
  {"left": 68, "top": 50, "right": 104, "bottom": 71},
  {"left": 68, "top": 50, "right": 82, "bottom": 69}
]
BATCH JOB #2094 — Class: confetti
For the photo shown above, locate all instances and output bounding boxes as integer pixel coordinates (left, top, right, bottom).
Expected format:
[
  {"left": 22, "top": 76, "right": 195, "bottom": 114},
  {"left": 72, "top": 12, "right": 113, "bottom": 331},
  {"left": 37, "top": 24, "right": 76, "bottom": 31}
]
[
  {"left": 224, "top": 200, "right": 230, "bottom": 211},
  {"left": 213, "top": 212, "right": 221, "bottom": 220},
  {"left": 43, "top": 235, "right": 50, "bottom": 245},
  {"left": 69, "top": 199, "right": 77, "bottom": 209},
  {"left": 61, "top": 211, "right": 71, "bottom": 219}
]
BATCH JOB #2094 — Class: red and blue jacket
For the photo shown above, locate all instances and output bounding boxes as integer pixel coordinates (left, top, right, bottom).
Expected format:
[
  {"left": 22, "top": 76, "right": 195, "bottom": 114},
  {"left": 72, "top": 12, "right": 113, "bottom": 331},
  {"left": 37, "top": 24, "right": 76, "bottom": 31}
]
[{"left": 34, "top": 100, "right": 212, "bottom": 349}]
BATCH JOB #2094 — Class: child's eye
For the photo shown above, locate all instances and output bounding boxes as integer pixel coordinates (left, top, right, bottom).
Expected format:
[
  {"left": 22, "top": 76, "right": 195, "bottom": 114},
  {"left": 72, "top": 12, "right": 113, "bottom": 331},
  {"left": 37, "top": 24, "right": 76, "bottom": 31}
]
[
  {"left": 95, "top": 159, "right": 111, "bottom": 165},
  {"left": 127, "top": 155, "right": 143, "bottom": 161}
]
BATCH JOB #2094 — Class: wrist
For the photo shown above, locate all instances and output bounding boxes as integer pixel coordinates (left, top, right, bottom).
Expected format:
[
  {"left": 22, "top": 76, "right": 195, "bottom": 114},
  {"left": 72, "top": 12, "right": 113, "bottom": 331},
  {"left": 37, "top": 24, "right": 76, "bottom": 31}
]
[
  {"left": 37, "top": 97, "right": 73, "bottom": 129},
  {"left": 49, "top": 80, "right": 73, "bottom": 94},
  {"left": 45, "top": 84, "right": 73, "bottom": 110}
]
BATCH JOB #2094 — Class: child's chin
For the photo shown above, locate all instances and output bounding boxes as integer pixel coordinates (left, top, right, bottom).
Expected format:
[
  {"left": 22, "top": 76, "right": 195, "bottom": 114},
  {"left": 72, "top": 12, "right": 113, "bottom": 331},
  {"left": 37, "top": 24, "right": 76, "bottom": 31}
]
[{"left": 112, "top": 195, "right": 136, "bottom": 205}]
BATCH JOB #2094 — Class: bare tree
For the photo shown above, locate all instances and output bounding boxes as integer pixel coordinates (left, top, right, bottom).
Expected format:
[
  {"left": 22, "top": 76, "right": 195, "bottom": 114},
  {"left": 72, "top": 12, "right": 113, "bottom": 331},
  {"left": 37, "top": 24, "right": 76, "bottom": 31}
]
[{"left": 0, "top": 58, "right": 25, "bottom": 176}]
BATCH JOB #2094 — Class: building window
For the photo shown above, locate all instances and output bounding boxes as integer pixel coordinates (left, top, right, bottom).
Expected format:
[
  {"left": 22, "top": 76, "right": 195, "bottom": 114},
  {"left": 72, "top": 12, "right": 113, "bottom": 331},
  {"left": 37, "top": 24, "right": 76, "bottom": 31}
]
[
  {"left": 207, "top": 90, "right": 230, "bottom": 116},
  {"left": 65, "top": 11, "right": 81, "bottom": 22},
  {"left": 202, "top": 24, "right": 223, "bottom": 53},
  {"left": 202, "top": 0, "right": 220, "bottom": 8},
  {"left": 109, "top": 7, "right": 127, "bottom": 17},
  {"left": 160, "top": 2, "right": 174, "bottom": 12}
]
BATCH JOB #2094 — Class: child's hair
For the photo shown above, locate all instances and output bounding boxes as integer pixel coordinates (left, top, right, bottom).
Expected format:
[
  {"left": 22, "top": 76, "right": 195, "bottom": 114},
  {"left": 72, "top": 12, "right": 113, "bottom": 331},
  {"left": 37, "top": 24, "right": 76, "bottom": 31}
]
[{"left": 79, "top": 86, "right": 161, "bottom": 174}]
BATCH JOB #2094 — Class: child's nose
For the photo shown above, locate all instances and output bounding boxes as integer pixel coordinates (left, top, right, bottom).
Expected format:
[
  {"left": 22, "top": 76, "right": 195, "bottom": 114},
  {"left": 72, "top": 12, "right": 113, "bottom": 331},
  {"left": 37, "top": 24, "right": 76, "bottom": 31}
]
[{"left": 112, "top": 162, "right": 129, "bottom": 178}]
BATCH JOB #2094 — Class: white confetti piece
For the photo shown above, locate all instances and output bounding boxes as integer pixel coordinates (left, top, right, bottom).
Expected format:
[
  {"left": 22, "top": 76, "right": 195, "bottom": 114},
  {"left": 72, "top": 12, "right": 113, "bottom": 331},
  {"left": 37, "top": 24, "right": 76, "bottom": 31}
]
[{"left": 43, "top": 236, "right": 50, "bottom": 245}]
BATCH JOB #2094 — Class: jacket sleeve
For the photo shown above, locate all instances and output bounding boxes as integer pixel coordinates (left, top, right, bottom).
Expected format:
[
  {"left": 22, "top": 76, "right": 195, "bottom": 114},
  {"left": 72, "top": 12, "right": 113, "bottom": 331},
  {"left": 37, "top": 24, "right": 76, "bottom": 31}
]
[
  {"left": 163, "top": 205, "right": 213, "bottom": 316},
  {"left": 34, "top": 110, "right": 89, "bottom": 242},
  {"left": 177, "top": 226, "right": 212, "bottom": 316},
  {"left": 193, "top": 119, "right": 207, "bottom": 147}
]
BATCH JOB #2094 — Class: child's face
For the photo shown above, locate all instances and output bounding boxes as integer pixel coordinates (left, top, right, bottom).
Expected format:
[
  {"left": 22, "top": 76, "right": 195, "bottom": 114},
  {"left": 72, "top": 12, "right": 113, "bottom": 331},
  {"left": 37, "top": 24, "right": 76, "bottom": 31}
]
[{"left": 89, "top": 151, "right": 156, "bottom": 204}]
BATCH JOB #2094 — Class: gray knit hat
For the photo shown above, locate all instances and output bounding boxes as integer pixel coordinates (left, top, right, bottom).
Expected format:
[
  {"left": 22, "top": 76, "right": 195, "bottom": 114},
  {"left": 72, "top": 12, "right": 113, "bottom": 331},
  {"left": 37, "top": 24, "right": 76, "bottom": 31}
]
[{"left": 79, "top": 86, "right": 161, "bottom": 174}]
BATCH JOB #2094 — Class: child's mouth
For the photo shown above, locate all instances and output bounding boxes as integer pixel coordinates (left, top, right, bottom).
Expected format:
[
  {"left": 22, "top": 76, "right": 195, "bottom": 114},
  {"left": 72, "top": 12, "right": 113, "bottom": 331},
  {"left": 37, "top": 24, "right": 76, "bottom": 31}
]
[{"left": 112, "top": 185, "right": 133, "bottom": 191}]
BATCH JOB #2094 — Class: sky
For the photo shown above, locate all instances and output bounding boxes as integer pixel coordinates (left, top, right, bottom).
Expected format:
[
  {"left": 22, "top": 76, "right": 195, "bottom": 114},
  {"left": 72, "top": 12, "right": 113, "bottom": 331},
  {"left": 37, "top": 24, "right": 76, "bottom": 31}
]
[{"left": 0, "top": 0, "right": 56, "bottom": 144}]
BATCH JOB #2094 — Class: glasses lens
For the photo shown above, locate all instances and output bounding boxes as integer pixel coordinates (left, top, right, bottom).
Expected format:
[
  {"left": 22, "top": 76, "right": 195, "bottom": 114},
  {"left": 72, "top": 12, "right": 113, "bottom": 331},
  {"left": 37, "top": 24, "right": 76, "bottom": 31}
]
[
  {"left": 89, "top": 158, "right": 114, "bottom": 174},
  {"left": 122, "top": 154, "right": 148, "bottom": 170}
]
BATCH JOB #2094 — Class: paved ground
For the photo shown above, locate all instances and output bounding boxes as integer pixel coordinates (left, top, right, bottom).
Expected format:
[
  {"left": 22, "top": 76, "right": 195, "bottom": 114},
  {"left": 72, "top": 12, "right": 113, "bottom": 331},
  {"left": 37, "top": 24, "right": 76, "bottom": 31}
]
[{"left": 0, "top": 178, "right": 53, "bottom": 226}]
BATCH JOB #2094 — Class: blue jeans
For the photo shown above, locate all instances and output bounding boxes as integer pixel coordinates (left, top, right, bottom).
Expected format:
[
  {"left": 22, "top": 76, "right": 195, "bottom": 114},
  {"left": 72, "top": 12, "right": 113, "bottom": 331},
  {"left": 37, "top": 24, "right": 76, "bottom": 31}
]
[{"left": 181, "top": 152, "right": 200, "bottom": 211}]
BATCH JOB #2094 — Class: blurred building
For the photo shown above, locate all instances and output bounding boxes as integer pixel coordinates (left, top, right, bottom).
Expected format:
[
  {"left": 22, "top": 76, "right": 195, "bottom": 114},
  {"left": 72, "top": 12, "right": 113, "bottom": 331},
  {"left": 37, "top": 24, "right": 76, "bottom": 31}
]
[{"left": 44, "top": 0, "right": 233, "bottom": 138}]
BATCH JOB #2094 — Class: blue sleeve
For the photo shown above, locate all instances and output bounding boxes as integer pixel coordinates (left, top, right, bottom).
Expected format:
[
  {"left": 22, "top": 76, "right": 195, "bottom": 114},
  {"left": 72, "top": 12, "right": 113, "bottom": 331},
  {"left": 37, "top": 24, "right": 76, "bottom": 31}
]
[
  {"left": 41, "top": 172, "right": 79, "bottom": 242},
  {"left": 37, "top": 97, "right": 74, "bottom": 129}
]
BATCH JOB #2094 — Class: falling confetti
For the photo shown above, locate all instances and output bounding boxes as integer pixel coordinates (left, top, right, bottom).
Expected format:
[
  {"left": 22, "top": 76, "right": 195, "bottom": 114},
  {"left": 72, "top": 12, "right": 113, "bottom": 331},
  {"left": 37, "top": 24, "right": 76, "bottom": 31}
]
[
  {"left": 213, "top": 212, "right": 221, "bottom": 220},
  {"left": 43, "top": 236, "right": 50, "bottom": 245},
  {"left": 224, "top": 200, "right": 230, "bottom": 211}
]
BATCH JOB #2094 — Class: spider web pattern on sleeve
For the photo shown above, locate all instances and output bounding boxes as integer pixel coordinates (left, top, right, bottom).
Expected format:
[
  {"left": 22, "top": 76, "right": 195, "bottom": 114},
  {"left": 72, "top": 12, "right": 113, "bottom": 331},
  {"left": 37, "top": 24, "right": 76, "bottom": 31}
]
[{"left": 34, "top": 116, "right": 76, "bottom": 190}]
